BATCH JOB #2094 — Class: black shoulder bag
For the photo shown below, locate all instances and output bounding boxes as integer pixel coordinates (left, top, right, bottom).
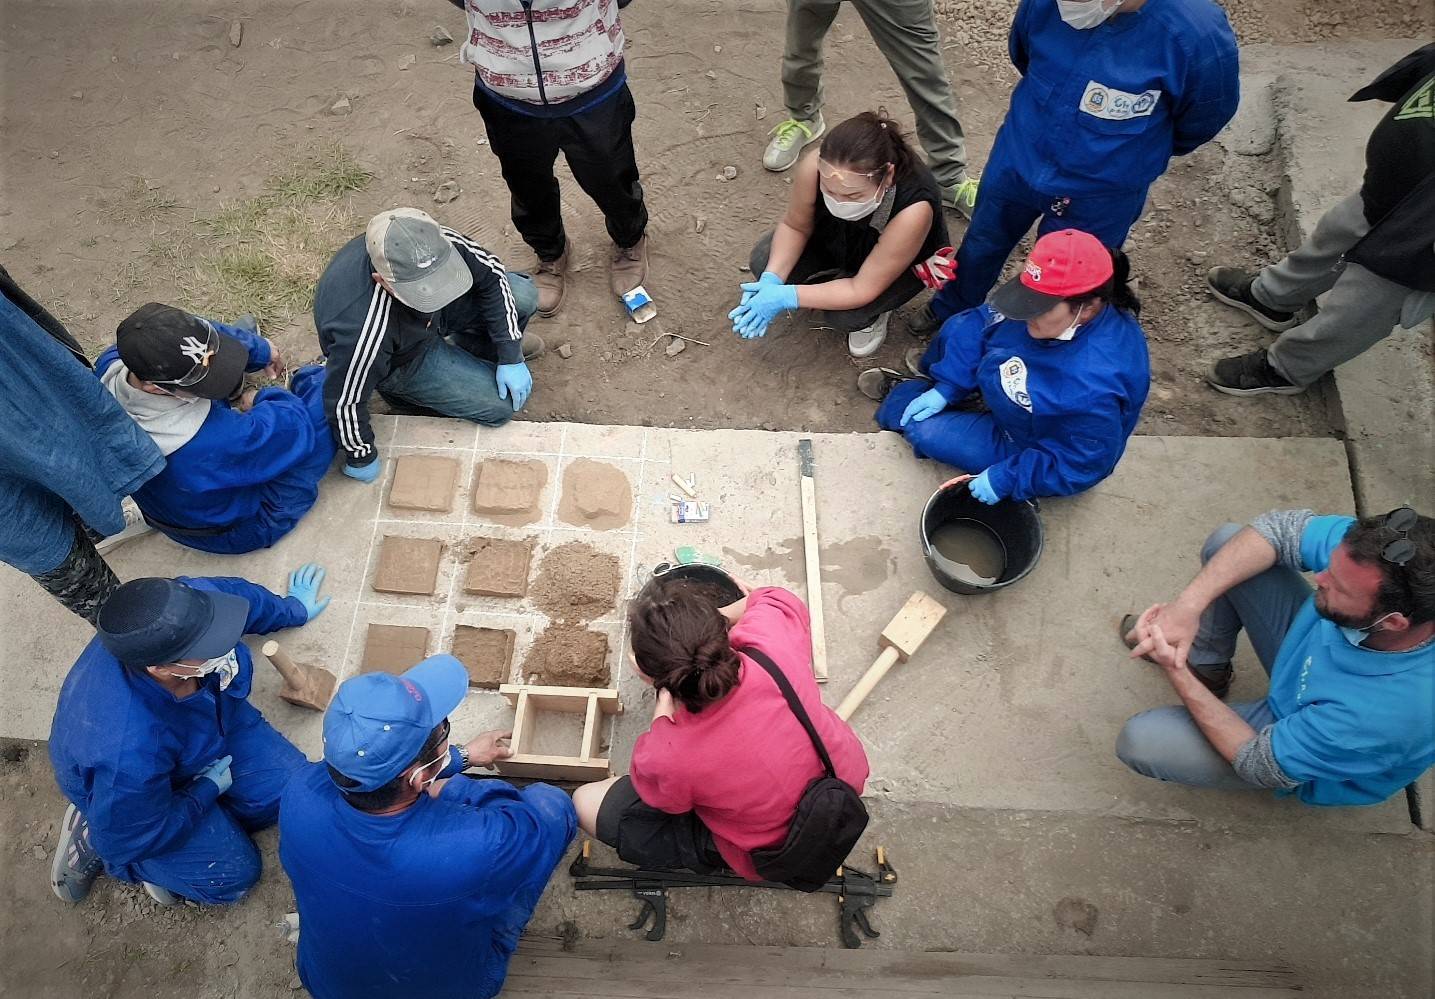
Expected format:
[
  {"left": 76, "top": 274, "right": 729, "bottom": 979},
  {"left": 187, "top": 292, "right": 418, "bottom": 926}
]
[{"left": 740, "top": 647, "right": 868, "bottom": 892}]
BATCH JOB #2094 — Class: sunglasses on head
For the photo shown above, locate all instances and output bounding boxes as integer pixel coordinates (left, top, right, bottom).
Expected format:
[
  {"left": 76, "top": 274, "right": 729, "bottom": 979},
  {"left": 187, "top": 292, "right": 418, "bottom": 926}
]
[
  {"left": 1380, "top": 506, "right": 1418, "bottom": 567},
  {"left": 165, "top": 319, "right": 220, "bottom": 388}
]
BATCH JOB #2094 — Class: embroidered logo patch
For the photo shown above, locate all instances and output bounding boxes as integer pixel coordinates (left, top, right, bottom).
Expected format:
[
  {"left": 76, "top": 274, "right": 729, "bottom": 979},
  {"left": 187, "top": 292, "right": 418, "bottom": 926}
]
[
  {"left": 1080, "top": 81, "right": 1161, "bottom": 121},
  {"left": 999, "top": 356, "right": 1033, "bottom": 413},
  {"left": 1024, "top": 260, "right": 1043, "bottom": 282},
  {"left": 178, "top": 335, "right": 209, "bottom": 364}
]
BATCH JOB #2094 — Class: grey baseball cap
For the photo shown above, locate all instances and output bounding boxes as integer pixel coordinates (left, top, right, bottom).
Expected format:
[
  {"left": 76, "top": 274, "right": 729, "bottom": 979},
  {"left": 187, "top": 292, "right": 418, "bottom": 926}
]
[{"left": 365, "top": 208, "right": 473, "bottom": 313}]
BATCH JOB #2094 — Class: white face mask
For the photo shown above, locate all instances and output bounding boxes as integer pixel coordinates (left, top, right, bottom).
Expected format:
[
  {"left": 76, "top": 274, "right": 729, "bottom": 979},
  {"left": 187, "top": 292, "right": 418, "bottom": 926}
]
[
  {"left": 1338, "top": 611, "right": 1396, "bottom": 648},
  {"left": 409, "top": 748, "right": 449, "bottom": 791},
  {"left": 169, "top": 649, "right": 241, "bottom": 689},
  {"left": 1057, "top": 0, "right": 1121, "bottom": 30},
  {"left": 1054, "top": 305, "right": 1087, "bottom": 341},
  {"left": 822, "top": 187, "right": 883, "bottom": 222}
]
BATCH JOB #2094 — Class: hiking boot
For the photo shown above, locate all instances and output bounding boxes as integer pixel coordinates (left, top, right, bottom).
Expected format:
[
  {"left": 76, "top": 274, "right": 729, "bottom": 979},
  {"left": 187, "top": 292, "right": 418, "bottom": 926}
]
[
  {"left": 941, "top": 174, "right": 980, "bottom": 221},
  {"left": 856, "top": 367, "right": 904, "bottom": 402},
  {"left": 904, "top": 347, "right": 926, "bottom": 377},
  {"left": 533, "top": 242, "right": 571, "bottom": 318},
  {"left": 519, "top": 333, "right": 545, "bottom": 362},
  {"left": 763, "top": 114, "right": 826, "bottom": 173},
  {"left": 906, "top": 302, "right": 939, "bottom": 339},
  {"left": 1206, "top": 267, "right": 1299, "bottom": 331},
  {"left": 51, "top": 804, "right": 104, "bottom": 903},
  {"left": 610, "top": 236, "right": 649, "bottom": 297},
  {"left": 96, "top": 497, "right": 154, "bottom": 555},
  {"left": 847, "top": 312, "right": 891, "bottom": 358},
  {"left": 143, "top": 881, "right": 180, "bottom": 907},
  {"left": 1119, "top": 614, "right": 1233, "bottom": 699},
  {"left": 1206, "top": 348, "right": 1303, "bottom": 397}
]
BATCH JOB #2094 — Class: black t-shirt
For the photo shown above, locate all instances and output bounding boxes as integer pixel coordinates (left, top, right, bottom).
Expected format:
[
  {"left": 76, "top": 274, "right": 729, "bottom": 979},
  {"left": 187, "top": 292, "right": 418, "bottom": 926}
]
[
  {"left": 810, "top": 163, "right": 949, "bottom": 275},
  {"left": 1358, "top": 67, "right": 1435, "bottom": 225}
]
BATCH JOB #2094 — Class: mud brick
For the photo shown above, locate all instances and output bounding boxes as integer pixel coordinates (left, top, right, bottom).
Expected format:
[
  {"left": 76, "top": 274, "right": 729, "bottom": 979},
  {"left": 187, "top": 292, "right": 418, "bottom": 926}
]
[
  {"left": 472, "top": 458, "right": 546, "bottom": 516},
  {"left": 388, "top": 455, "right": 460, "bottom": 512},
  {"left": 451, "top": 625, "right": 516, "bottom": 688},
  {"left": 372, "top": 536, "right": 443, "bottom": 595},
  {"left": 463, "top": 536, "right": 533, "bottom": 597},
  {"left": 361, "top": 624, "right": 431, "bottom": 675}
]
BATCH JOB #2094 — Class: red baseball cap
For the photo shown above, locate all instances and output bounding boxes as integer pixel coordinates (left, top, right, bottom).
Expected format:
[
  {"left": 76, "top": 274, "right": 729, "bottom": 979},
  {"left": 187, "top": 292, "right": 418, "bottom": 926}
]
[{"left": 989, "top": 229, "right": 1114, "bottom": 320}]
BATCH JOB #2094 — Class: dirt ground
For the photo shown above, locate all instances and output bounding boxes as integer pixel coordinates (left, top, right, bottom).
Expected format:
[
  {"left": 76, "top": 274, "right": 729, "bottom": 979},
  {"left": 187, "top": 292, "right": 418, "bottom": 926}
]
[{"left": 2, "top": 1, "right": 1431, "bottom": 996}]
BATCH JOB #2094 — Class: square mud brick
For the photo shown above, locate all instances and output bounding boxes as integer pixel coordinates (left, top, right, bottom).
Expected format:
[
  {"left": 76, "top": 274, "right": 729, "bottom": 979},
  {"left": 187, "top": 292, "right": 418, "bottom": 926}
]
[
  {"left": 472, "top": 459, "right": 547, "bottom": 518},
  {"left": 463, "top": 537, "right": 533, "bottom": 597},
  {"left": 361, "top": 624, "right": 431, "bottom": 675},
  {"left": 451, "top": 625, "right": 516, "bottom": 689},
  {"left": 388, "top": 455, "right": 460, "bottom": 512},
  {"left": 372, "top": 536, "right": 443, "bottom": 595}
]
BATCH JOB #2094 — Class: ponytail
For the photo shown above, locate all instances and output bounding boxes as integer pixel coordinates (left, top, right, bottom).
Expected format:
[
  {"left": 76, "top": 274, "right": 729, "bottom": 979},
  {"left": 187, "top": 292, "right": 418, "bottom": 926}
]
[
  {"left": 628, "top": 577, "right": 741, "bottom": 714},
  {"left": 818, "top": 109, "right": 919, "bottom": 181},
  {"left": 1066, "top": 248, "right": 1142, "bottom": 318}
]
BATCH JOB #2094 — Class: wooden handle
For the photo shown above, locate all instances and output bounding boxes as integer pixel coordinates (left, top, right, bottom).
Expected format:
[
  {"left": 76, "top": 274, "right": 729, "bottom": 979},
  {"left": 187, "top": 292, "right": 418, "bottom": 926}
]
[
  {"left": 261, "top": 640, "right": 304, "bottom": 686},
  {"left": 800, "top": 475, "right": 828, "bottom": 682},
  {"left": 835, "top": 645, "right": 900, "bottom": 720}
]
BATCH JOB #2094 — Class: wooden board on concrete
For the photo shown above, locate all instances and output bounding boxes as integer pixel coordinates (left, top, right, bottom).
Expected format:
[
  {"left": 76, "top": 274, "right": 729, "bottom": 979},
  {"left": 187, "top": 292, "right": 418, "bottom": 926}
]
[
  {"left": 880, "top": 590, "right": 947, "bottom": 660},
  {"left": 504, "top": 939, "right": 1303, "bottom": 997}
]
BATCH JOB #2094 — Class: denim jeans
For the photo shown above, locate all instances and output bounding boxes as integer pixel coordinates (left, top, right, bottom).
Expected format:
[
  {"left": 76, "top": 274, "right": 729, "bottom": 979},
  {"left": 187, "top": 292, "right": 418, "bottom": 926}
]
[
  {"left": 1115, "top": 523, "right": 1312, "bottom": 790},
  {"left": 377, "top": 272, "right": 539, "bottom": 427}
]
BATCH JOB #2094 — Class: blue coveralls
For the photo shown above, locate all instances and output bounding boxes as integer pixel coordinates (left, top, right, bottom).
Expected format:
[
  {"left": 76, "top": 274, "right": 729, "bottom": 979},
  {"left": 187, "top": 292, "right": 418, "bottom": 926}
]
[
  {"left": 931, "top": 0, "right": 1239, "bottom": 321},
  {"left": 48, "top": 576, "right": 309, "bottom": 904},
  {"left": 877, "top": 303, "right": 1150, "bottom": 500},
  {"left": 97, "top": 323, "right": 337, "bottom": 555}
]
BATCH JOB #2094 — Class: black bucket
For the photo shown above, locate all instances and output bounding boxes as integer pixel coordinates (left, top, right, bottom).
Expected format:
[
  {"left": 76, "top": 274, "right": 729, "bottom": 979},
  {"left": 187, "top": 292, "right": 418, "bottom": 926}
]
[
  {"left": 643, "top": 561, "right": 745, "bottom": 607},
  {"left": 920, "top": 477, "right": 1044, "bottom": 595}
]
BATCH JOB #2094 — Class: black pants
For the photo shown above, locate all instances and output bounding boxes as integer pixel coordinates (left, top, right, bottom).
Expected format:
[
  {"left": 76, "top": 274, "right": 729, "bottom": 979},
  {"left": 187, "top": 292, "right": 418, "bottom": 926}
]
[
  {"left": 474, "top": 83, "right": 648, "bottom": 261},
  {"left": 596, "top": 776, "right": 727, "bottom": 874},
  {"left": 749, "top": 231, "right": 926, "bottom": 332}
]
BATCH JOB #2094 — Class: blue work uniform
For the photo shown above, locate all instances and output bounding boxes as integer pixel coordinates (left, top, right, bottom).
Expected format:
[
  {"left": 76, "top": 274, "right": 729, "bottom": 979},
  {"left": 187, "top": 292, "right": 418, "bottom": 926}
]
[
  {"left": 931, "top": 0, "right": 1239, "bottom": 320},
  {"left": 96, "top": 322, "right": 337, "bottom": 555},
  {"left": 48, "top": 576, "right": 309, "bottom": 904},
  {"left": 877, "top": 303, "right": 1150, "bottom": 500},
  {"left": 279, "top": 766, "right": 577, "bottom": 999},
  {"left": 1266, "top": 516, "right": 1435, "bottom": 806}
]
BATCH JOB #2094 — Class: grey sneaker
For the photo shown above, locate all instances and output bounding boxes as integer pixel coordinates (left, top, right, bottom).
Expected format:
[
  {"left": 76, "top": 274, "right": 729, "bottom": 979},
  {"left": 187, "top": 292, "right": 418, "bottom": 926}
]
[
  {"left": 856, "top": 367, "right": 904, "bottom": 402},
  {"left": 762, "top": 114, "right": 825, "bottom": 173},
  {"left": 51, "top": 804, "right": 104, "bottom": 903},
  {"left": 1206, "top": 267, "right": 1299, "bottom": 332},
  {"left": 143, "top": 881, "right": 180, "bottom": 907},
  {"left": 941, "top": 175, "right": 980, "bottom": 221},
  {"left": 847, "top": 312, "right": 891, "bottom": 358},
  {"left": 1206, "top": 348, "right": 1303, "bottom": 396}
]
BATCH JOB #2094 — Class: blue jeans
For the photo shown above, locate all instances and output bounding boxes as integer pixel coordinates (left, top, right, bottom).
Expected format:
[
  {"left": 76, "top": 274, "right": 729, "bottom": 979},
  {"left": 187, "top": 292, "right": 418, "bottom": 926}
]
[
  {"left": 1116, "top": 524, "right": 1312, "bottom": 790},
  {"left": 123, "top": 716, "right": 306, "bottom": 904},
  {"left": 377, "top": 272, "right": 539, "bottom": 427},
  {"left": 930, "top": 146, "right": 1149, "bottom": 321}
]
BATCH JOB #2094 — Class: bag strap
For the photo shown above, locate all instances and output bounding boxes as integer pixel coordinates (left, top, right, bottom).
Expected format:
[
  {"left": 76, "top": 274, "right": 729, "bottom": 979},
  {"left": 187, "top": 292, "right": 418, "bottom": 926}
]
[{"left": 739, "top": 646, "right": 837, "bottom": 779}]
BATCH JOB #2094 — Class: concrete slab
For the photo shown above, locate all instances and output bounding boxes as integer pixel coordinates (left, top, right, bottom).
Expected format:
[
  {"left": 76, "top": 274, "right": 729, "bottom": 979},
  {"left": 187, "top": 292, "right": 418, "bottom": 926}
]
[{"left": 1, "top": 418, "right": 1410, "bottom": 833}]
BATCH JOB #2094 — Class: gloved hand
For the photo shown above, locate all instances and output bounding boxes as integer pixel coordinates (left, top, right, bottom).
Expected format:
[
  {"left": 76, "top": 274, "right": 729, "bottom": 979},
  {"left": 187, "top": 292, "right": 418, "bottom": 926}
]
[
  {"left": 899, "top": 387, "right": 947, "bottom": 426},
  {"left": 968, "top": 469, "right": 1001, "bottom": 505},
  {"left": 495, "top": 362, "right": 533, "bottom": 411},
  {"left": 197, "top": 755, "right": 234, "bottom": 795},
  {"left": 738, "top": 269, "right": 784, "bottom": 308},
  {"left": 344, "top": 458, "right": 381, "bottom": 484},
  {"left": 288, "top": 562, "right": 332, "bottom": 621},
  {"left": 729, "top": 277, "right": 798, "bottom": 339}
]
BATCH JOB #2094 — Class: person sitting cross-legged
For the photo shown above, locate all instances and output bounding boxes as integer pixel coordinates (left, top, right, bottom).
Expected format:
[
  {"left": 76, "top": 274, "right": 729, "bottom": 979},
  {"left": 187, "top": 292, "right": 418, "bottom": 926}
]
[{"left": 1117, "top": 508, "right": 1434, "bottom": 804}]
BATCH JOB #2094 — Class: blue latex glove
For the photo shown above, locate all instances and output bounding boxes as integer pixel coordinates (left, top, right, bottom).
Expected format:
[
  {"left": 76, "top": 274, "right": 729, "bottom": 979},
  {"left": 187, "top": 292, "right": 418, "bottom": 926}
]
[
  {"left": 738, "top": 269, "right": 784, "bottom": 308},
  {"left": 343, "top": 457, "right": 381, "bottom": 483},
  {"left": 196, "top": 755, "right": 234, "bottom": 795},
  {"left": 899, "top": 387, "right": 947, "bottom": 426},
  {"left": 495, "top": 362, "right": 533, "bottom": 411},
  {"left": 729, "top": 278, "right": 799, "bottom": 339},
  {"left": 968, "top": 469, "right": 1001, "bottom": 505},
  {"left": 288, "top": 562, "right": 332, "bottom": 621}
]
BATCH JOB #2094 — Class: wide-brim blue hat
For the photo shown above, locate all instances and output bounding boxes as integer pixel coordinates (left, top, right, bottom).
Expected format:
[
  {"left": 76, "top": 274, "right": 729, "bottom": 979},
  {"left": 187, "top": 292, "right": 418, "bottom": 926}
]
[
  {"left": 97, "top": 578, "right": 250, "bottom": 667},
  {"left": 323, "top": 655, "right": 469, "bottom": 792}
]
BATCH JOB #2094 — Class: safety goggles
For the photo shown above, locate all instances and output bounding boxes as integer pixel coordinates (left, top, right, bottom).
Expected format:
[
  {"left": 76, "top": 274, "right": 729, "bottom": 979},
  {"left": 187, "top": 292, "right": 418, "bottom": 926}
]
[
  {"left": 1380, "top": 506, "right": 1418, "bottom": 567},
  {"left": 816, "top": 158, "right": 889, "bottom": 186},
  {"left": 165, "top": 318, "right": 221, "bottom": 388}
]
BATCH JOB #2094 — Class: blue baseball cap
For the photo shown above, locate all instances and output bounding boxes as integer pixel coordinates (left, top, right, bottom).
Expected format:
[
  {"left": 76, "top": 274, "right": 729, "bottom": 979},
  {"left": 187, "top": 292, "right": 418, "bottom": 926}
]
[
  {"left": 323, "top": 655, "right": 468, "bottom": 792},
  {"left": 97, "top": 577, "right": 250, "bottom": 668}
]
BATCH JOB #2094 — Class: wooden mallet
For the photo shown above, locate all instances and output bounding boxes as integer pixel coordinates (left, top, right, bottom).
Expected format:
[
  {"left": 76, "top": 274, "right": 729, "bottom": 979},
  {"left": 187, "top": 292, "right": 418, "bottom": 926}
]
[
  {"left": 261, "top": 640, "right": 336, "bottom": 712},
  {"left": 835, "top": 592, "right": 948, "bottom": 721}
]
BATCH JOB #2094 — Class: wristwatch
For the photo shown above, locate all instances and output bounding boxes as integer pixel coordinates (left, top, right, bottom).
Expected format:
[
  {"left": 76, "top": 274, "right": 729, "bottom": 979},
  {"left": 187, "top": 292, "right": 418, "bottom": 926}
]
[{"left": 456, "top": 745, "right": 471, "bottom": 771}]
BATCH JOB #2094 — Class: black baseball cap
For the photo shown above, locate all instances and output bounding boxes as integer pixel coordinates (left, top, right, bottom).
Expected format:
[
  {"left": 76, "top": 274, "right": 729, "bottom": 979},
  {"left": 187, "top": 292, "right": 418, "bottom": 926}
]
[
  {"left": 97, "top": 577, "right": 250, "bottom": 668},
  {"left": 116, "top": 303, "right": 248, "bottom": 400}
]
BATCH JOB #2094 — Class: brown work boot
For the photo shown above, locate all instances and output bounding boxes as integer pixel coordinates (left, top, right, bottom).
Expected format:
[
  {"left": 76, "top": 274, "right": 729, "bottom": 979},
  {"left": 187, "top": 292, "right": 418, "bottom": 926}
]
[
  {"left": 533, "top": 242, "right": 570, "bottom": 318},
  {"left": 609, "top": 236, "right": 648, "bottom": 297}
]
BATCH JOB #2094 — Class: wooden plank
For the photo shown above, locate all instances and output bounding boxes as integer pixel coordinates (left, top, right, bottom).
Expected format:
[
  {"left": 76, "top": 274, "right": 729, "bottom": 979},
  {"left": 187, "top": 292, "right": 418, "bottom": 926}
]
[
  {"left": 500, "top": 683, "right": 623, "bottom": 714},
  {"left": 879, "top": 591, "right": 948, "bottom": 661},
  {"left": 797, "top": 439, "right": 828, "bottom": 682},
  {"left": 579, "top": 695, "right": 602, "bottom": 763},
  {"left": 510, "top": 690, "right": 533, "bottom": 756},
  {"left": 497, "top": 753, "right": 610, "bottom": 782}
]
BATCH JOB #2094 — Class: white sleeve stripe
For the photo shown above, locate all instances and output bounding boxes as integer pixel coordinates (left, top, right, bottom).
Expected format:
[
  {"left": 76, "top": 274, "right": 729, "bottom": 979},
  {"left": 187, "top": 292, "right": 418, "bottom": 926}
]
[
  {"left": 441, "top": 228, "right": 521, "bottom": 341},
  {"left": 334, "top": 285, "right": 390, "bottom": 458}
]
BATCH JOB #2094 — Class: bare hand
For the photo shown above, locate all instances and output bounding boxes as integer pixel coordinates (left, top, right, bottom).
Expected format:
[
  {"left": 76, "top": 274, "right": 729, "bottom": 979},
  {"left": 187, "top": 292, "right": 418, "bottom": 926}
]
[
  {"left": 264, "top": 343, "right": 285, "bottom": 380},
  {"left": 463, "top": 730, "right": 513, "bottom": 768},
  {"left": 653, "top": 688, "right": 676, "bottom": 722},
  {"left": 1129, "top": 603, "right": 1198, "bottom": 673},
  {"left": 235, "top": 388, "right": 259, "bottom": 412}
]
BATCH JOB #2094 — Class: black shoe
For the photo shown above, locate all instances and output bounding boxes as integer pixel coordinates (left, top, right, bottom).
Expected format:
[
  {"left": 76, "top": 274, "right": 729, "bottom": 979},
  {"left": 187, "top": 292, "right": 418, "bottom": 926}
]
[
  {"left": 1206, "top": 267, "right": 1299, "bottom": 332},
  {"left": 906, "top": 303, "right": 939, "bottom": 339},
  {"left": 1119, "top": 614, "right": 1233, "bottom": 700},
  {"left": 1206, "top": 348, "right": 1303, "bottom": 396},
  {"left": 856, "top": 367, "right": 905, "bottom": 402}
]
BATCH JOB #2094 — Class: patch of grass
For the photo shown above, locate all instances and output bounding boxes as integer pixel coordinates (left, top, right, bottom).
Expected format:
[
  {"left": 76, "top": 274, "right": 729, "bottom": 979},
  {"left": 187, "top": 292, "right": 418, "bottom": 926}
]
[{"left": 102, "top": 177, "right": 177, "bottom": 225}]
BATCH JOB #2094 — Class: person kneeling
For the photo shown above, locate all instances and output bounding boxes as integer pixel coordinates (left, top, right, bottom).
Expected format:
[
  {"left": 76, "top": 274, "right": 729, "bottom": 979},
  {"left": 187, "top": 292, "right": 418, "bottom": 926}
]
[
  {"left": 1117, "top": 508, "right": 1434, "bottom": 804},
  {"left": 574, "top": 577, "right": 869, "bottom": 879},
  {"left": 99, "top": 303, "right": 337, "bottom": 554},
  {"left": 278, "top": 656, "right": 576, "bottom": 999}
]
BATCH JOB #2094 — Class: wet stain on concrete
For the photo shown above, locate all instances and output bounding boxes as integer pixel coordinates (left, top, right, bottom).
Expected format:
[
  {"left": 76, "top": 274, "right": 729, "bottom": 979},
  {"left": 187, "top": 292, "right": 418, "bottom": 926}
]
[
  {"left": 1053, "top": 896, "right": 1099, "bottom": 937},
  {"left": 722, "top": 534, "right": 896, "bottom": 604}
]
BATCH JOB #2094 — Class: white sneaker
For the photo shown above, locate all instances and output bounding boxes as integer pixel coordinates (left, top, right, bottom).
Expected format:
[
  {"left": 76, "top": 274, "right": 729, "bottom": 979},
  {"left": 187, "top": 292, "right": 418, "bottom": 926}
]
[
  {"left": 142, "top": 881, "right": 180, "bottom": 907},
  {"left": 762, "top": 114, "right": 825, "bottom": 172},
  {"left": 96, "top": 498, "right": 154, "bottom": 554},
  {"left": 847, "top": 312, "right": 891, "bottom": 358}
]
